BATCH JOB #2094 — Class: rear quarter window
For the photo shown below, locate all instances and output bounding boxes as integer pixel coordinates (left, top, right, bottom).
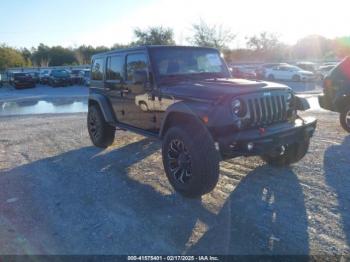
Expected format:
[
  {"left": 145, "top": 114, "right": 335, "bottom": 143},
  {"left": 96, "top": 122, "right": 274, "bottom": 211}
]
[{"left": 92, "top": 58, "right": 105, "bottom": 81}]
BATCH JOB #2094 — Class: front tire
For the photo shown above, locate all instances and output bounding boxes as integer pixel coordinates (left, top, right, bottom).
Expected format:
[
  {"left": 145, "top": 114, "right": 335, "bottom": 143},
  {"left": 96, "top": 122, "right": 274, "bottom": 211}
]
[
  {"left": 340, "top": 104, "right": 350, "bottom": 133},
  {"left": 261, "top": 139, "right": 310, "bottom": 167},
  {"left": 162, "top": 125, "right": 220, "bottom": 198},
  {"left": 87, "top": 104, "right": 115, "bottom": 148}
]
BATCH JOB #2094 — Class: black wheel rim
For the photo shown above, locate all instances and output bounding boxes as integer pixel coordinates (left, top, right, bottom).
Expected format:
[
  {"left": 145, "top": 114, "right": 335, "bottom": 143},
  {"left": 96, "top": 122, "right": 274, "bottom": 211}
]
[
  {"left": 167, "top": 139, "right": 192, "bottom": 184},
  {"left": 88, "top": 110, "right": 100, "bottom": 140}
]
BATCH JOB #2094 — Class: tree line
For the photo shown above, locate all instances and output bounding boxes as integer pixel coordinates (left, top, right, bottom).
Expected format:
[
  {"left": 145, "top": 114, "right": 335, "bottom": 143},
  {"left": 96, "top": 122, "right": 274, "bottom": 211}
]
[{"left": 1, "top": 21, "right": 350, "bottom": 71}]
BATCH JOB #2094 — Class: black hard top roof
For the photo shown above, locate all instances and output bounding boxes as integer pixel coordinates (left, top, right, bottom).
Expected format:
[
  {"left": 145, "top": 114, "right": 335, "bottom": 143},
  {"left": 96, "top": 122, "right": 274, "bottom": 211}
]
[{"left": 91, "top": 45, "right": 219, "bottom": 59}]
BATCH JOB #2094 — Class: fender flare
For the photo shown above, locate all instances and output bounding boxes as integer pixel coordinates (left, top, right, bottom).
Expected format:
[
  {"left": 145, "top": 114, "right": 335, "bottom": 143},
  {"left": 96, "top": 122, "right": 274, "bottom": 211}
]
[
  {"left": 334, "top": 93, "right": 350, "bottom": 112},
  {"left": 88, "top": 94, "right": 117, "bottom": 124},
  {"left": 159, "top": 101, "right": 208, "bottom": 138}
]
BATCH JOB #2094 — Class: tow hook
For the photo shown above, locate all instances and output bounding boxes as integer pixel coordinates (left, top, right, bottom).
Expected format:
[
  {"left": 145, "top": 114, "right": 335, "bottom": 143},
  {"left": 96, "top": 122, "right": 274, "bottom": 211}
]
[{"left": 272, "top": 145, "right": 286, "bottom": 156}]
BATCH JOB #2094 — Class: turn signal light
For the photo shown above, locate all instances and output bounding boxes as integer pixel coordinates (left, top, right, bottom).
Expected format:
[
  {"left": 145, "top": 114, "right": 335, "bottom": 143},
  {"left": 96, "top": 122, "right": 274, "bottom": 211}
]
[{"left": 201, "top": 116, "right": 209, "bottom": 124}]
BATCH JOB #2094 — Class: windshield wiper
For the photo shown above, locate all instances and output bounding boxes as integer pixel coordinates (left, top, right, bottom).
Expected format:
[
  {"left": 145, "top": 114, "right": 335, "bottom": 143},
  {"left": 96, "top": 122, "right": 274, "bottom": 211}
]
[
  {"left": 159, "top": 72, "right": 226, "bottom": 84},
  {"left": 190, "top": 72, "right": 226, "bottom": 79},
  {"left": 159, "top": 74, "right": 192, "bottom": 84}
]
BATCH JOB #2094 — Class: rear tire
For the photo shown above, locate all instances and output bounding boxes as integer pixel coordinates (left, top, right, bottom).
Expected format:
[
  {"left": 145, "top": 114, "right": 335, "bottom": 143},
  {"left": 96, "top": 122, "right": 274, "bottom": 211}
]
[
  {"left": 162, "top": 124, "right": 220, "bottom": 198},
  {"left": 87, "top": 104, "right": 115, "bottom": 148},
  {"left": 340, "top": 104, "right": 350, "bottom": 133},
  {"left": 261, "top": 139, "right": 310, "bottom": 167}
]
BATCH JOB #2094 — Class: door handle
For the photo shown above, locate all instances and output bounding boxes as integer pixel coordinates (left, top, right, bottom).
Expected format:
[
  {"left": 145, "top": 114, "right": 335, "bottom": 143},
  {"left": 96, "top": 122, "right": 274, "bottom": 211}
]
[{"left": 120, "top": 89, "right": 129, "bottom": 97}]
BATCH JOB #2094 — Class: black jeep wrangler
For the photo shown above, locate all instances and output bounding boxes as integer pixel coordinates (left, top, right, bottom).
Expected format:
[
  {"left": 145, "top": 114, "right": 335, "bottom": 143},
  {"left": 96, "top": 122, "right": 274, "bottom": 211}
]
[
  {"left": 87, "top": 46, "right": 317, "bottom": 198},
  {"left": 318, "top": 57, "right": 350, "bottom": 132}
]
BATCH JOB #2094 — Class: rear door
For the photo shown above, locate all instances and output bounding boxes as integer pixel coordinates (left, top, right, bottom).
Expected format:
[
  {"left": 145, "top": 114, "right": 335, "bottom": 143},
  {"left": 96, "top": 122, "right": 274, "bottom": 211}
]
[{"left": 105, "top": 54, "right": 125, "bottom": 121}]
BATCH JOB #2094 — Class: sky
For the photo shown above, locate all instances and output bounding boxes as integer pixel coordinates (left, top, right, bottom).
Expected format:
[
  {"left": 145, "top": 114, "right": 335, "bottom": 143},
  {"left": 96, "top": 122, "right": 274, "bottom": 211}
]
[{"left": 0, "top": 0, "right": 349, "bottom": 49}]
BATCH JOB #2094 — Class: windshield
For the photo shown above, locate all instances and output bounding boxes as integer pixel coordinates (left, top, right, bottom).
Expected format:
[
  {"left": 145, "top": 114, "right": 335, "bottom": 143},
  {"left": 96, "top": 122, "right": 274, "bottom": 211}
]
[{"left": 150, "top": 48, "right": 230, "bottom": 81}]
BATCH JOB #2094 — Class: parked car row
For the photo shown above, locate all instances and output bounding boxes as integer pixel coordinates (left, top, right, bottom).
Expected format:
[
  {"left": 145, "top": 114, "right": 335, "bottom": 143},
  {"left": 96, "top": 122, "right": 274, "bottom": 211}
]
[
  {"left": 38, "top": 69, "right": 90, "bottom": 86},
  {"left": 229, "top": 61, "right": 337, "bottom": 82},
  {"left": 5, "top": 69, "right": 91, "bottom": 89}
]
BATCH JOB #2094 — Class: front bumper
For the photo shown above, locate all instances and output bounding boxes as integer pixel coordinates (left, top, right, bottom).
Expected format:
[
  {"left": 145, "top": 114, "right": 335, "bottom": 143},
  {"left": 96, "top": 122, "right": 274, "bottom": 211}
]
[
  {"left": 14, "top": 82, "right": 35, "bottom": 88},
  {"left": 217, "top": 117, "right": 317, "bottom": 159},
  {"left": 52, "top": 79, "right": 70, "bottom": 86}
]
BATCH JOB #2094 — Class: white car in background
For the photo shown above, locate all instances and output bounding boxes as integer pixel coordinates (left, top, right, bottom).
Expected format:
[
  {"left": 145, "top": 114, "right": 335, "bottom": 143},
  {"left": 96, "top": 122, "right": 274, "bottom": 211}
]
[{"left": 265, "top": 65, "right": 315, "bottom": 82}]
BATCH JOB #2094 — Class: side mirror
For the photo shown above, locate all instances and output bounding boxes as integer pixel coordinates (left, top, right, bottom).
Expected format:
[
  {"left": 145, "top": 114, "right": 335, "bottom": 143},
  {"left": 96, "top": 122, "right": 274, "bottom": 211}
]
[{"left": 133, "top": 70, "right": 147, "bottom": 85}]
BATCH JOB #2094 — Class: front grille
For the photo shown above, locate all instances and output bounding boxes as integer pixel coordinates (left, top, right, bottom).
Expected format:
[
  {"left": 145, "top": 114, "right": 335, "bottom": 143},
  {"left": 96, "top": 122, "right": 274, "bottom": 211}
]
[{"left": 246, "top": 93, "right": 289, "bottom": 127}]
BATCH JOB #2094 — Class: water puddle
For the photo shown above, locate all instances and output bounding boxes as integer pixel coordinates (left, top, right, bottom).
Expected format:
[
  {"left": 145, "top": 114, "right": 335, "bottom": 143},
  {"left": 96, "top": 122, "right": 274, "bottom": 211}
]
[{"left": 0, "top": 98, "right": 88, "bottom": 116}]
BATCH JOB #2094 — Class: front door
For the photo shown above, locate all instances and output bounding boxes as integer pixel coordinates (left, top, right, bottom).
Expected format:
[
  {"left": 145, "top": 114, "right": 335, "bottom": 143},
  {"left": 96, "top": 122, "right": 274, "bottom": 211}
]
[{"left": 122, "top": 52, "right": 155, "bottom": 131}]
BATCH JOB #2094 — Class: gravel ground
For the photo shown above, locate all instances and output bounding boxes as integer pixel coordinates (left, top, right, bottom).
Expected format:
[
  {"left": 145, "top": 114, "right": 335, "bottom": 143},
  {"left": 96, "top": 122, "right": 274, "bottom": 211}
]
[{"left": 0, "top": 109, "right": 349, "bottom": 255}]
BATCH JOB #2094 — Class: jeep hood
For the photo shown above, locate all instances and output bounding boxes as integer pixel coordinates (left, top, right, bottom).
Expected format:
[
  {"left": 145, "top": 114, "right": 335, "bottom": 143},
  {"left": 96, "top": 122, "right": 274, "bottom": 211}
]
[{"left": 160, "top": 78, "right": 291, "bottom": 101}]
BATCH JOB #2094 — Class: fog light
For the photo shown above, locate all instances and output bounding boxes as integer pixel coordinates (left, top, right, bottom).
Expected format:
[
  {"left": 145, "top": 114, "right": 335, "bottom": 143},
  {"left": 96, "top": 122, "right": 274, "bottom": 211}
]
[{"left": 247, "top": 142, "right": 254, "bottom": 151}]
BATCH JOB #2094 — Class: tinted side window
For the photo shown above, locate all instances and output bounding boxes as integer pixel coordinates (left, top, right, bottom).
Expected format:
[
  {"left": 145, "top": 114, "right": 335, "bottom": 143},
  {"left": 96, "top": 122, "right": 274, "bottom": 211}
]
[
  {"left": 106, "top": 55, "right": 124, "bottom": 81},
  {"left": 92, "top": 58, "right": 104, "bottom": 80},
  {"left": 126, "top": 53, "right": 147, "bottom": 81}
]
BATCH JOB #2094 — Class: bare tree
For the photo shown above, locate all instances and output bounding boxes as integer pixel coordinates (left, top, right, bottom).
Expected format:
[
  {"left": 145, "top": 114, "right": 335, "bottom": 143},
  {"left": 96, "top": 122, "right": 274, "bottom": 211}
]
[
  {"left": 133, "top": 26, "right": 175, "bottom": 45},
  {"left": 246, "top": 32, "right": 280, "bottom": 51},
  {"left": 189, "top": 19, "right": 235, "bottom": 50},
  {"left": 245, "top": 32, "right": 286, "bottom": 61}
]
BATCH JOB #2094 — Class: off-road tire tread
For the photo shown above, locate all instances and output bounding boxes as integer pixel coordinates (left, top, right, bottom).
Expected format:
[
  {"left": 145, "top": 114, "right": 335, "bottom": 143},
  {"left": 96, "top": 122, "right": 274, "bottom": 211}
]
[{"left": 162, "top": 125, "right": 219, "bottom": 198}]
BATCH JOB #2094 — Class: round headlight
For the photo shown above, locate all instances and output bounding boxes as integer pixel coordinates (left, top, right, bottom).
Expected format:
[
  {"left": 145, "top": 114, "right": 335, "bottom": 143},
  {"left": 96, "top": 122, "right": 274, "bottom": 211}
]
[{"left": 232, "top": 99, "right": 244, "bottom": 116}]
